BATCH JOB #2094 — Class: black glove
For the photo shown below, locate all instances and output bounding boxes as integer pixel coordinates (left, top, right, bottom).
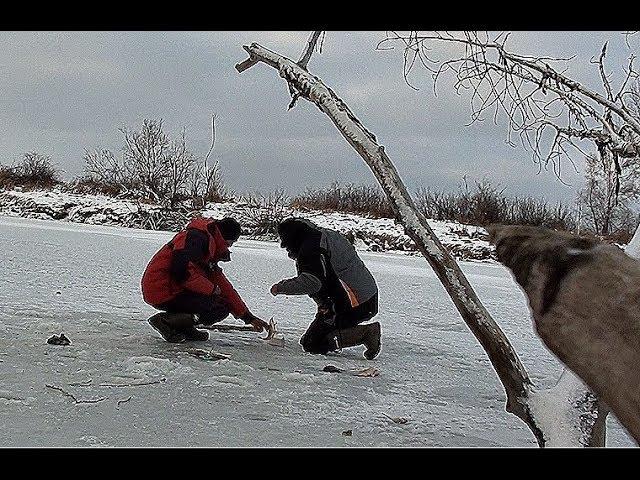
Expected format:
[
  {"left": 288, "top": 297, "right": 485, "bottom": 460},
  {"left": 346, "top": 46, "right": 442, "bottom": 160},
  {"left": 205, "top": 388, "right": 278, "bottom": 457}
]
[
  {"left": 240, "top": 310, "right": 258, "bottom": 325},
  {"left": 240, "top": 311, "right": 270, "bottom": 333}
]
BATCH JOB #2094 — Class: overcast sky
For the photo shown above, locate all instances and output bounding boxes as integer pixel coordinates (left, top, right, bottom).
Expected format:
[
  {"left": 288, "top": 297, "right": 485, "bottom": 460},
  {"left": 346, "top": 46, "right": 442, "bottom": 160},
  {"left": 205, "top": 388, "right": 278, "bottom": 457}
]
[{"left": 0, "top": 31, "right": 637, "bottom": 203}]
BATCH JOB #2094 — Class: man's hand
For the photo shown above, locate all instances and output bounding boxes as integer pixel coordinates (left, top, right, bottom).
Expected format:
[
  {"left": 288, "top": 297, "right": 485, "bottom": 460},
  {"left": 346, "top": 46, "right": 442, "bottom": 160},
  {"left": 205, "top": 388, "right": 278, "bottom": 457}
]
[
  {"left": 250, "top": 317, "right": 270, "bottom": 333},
  {"left": 270, "top": 284, "right": 279, "bottom": 296},
  {"left": 241, "top": 310, "right": 270, "bottom": 333}
]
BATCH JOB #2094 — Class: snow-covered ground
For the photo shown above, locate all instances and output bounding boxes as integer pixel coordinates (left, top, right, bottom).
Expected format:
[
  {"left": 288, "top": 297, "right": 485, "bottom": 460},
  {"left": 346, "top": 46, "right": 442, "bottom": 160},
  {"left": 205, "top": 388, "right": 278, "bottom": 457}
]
[{"left": 0, "top": 215, "right": 634, "bottom": 447}]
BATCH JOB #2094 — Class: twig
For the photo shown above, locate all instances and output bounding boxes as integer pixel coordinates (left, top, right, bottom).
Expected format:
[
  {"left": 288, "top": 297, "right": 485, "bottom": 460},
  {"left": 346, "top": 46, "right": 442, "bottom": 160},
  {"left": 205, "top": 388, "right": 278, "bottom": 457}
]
[
  {"left": 288, "top": 92, "right": 302, "bottom": 110},
  {"left": 200, "top": 324, "right": 254, "bottom": 332},
  {"left": 623, "top": 31, "right": 638, "bottom": 49},
  {"left": 45, "top": 384, "right": 106, "bottom": 404},
  {"left": 204, "top": 114, "right": 217, "bottom": 169},
  {"left": 117, "top": 396, "right": 133, "bottom": 407},
  {"left": 98, "top": 378, "right": 166, "bottom": 388},
  {"left": 188, "top": 348, "right": 230, "bottom": 361},
  {"left": 68, "top": 379, "right": 93, "bottom": 387},
  {"left": 381, "top": 412, "right": 408, "bottom": 424},
  {"left": 298, "top": 31, "right": 323, "bottom": 69}
]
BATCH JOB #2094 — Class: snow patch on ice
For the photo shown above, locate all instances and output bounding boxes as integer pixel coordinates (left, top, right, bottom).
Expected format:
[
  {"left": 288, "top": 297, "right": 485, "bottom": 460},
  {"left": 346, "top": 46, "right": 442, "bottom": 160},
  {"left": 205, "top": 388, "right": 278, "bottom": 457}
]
[
  {"left": 282, "top": 371, "right": 320, "bottom": 383},
  {"left": 79, "top": 435, "right": 111, "bottom": 447},
  {"left": 201, "top": 359, "right": 255, "bottom": 374},
  {"left": 0, "top": 390, "right": 36, "bottom": 406},
  {"left": 200, "top": 375, "right": 250, "bottom": 388},
  {"left": 196, "top": 360, "right": 256, "bottom": 388},
  {"left": 123, "top": 356, "right": 189, "bottom": 379}
]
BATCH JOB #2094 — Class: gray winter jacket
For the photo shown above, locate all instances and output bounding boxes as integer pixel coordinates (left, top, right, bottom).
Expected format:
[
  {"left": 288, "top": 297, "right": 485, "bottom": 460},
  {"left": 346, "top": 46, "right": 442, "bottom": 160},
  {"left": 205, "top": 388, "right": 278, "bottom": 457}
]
[{"left": 275, "top": 225, "right": 378, "bottom": 310}]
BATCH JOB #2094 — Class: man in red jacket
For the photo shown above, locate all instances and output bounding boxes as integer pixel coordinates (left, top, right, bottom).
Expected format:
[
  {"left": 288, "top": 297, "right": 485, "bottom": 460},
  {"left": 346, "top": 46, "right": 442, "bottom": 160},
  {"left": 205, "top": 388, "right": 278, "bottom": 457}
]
[{"left": 141, "top": 217, "right": 269, "bottom": 342}]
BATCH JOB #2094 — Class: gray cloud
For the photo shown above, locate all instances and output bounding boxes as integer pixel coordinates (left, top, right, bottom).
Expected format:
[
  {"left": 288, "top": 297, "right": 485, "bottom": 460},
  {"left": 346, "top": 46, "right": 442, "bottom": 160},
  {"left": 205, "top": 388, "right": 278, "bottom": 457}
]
[{"left": 0, "top": 31, "right": 636, "bottom": 204}]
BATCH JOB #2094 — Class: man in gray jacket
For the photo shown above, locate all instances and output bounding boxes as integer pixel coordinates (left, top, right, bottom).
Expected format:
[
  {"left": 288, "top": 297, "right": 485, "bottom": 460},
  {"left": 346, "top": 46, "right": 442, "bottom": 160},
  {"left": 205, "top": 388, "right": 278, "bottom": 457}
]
[{"left": 270, "top": 218, "right": 381, "bottom": 359}]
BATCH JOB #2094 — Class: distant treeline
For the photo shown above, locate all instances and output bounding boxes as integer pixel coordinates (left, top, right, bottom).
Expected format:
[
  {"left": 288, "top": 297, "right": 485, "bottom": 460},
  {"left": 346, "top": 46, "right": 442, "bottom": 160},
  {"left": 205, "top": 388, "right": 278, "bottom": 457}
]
[{"left": 2, "top": 118, "right": 638, "bottom": 243}]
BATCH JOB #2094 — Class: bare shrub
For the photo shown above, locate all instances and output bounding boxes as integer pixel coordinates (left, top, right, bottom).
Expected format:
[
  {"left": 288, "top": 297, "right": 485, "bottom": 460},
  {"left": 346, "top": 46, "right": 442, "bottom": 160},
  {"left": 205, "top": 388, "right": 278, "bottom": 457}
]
[
  {"left": 291, "top": 182, "right": 393, "bottom": 218},
  {"left": 0, "top": 165, "right": 14, "bottom": 189},
  {"left": 188, "top": 159, "right": 233, "bottom": 208},
  {"left": 241, "top": 189, "right": 289, "bottom": 235},
  {"left": 123, "top": 205, "right": 197, "bottom": 231},
  {"left": 0, "top": 152, "right": 60, "bottom": 190},
  {"left": 82, "top": 148, "right": 132, "bottom": 196},
  {"left": 82, "top": 119, "right": 230, "bottom": 208},
  {"left": 416, "top": 179, "right": 506, "bottom": 226},
  {"left": 290, "top": 179, "right": 575, "bottom": 232},
  {"left": 577, "top": 151, "right": 640, "bottom": 242},
  {"left": 416, "top": 178, "right": 576, "bottom": 231},
  {"left": 506, "top": 198, "right": 576, "bottom": 231},
  {"left": 121, "top": 120, "right": 196, "bottom": 207},
  {"left": 66, "top": 176, "right": 126, "bottom": 197}
]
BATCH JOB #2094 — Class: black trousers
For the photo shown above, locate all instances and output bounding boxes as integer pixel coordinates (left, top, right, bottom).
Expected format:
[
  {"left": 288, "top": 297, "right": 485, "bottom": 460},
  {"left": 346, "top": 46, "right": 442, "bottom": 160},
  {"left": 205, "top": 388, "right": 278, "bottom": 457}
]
[
  {"left": 300, "top": 293, "right": 379, "bottom": 355},
  {"left": 158, "top": 291, "right": 231, "bottom": 326}
]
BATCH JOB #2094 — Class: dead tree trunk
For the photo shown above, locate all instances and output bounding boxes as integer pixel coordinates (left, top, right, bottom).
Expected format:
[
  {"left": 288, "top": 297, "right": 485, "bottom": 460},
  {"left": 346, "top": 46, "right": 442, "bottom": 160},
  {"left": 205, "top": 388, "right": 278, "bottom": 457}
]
[{"left": 236, "top": 40, "right": 608, "bottom": 447}]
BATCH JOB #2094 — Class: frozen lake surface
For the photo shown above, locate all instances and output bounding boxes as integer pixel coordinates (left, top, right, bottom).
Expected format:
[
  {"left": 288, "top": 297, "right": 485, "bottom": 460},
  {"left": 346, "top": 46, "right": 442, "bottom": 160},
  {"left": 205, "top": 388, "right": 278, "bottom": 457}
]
[{"left": 0, "top": 216, "right": 633, "bottom": 447}]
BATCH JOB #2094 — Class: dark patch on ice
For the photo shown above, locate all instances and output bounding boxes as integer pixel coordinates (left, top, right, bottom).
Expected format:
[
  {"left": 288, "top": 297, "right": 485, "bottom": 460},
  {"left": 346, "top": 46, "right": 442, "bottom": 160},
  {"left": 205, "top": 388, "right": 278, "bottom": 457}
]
[
  {"left": 323, "top": 365, "right": 342, "bottom": 373},
  {"left": 47, "top": 333, "right": 70, "bottom": 346}
]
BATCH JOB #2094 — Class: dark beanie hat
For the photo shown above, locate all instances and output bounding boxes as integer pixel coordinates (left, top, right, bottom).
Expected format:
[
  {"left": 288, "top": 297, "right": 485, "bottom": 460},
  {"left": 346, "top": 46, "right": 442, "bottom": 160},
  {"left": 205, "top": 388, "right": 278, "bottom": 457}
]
[
  {"left": 215, "top": 217, "right": 242, "bottom": 241},
  {"left": 277, "top": 218, "right": 317, "bottom": 256}
]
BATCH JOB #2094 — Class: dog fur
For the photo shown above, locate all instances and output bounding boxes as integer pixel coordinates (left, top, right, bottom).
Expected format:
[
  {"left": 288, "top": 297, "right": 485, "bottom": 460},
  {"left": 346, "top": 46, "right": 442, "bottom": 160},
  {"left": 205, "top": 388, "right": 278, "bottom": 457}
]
[{"left": 487, "top": 224, "right": 640, "bottom": 444}]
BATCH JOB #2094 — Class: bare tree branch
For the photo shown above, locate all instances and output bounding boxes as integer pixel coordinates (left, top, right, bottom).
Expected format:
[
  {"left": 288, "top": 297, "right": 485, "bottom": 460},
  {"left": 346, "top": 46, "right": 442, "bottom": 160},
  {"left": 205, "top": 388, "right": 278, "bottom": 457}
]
[
  {"left": 45, "top": 384, "right": 106, "bottom": 404},
  {"left": 204, "top": 113, "right": 217, "bottom": 169},
  {"left": 376, "top": 32, "right": 640, "bottom": 179},
  {"left": 288, "top": 31, "right": 325, "bottom": 110},
  {"left": 298, "top": 31, "right": 323, "bottom": 69},
  {"left": 236, "top": 58, "right": 258, "bottom": 73}
]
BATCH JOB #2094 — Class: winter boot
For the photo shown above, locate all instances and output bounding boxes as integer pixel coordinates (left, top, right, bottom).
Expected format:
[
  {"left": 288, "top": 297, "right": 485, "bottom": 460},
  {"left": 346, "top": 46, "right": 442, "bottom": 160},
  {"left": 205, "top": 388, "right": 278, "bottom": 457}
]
[
  {"left": 334, "top": 322, "right": 381, "bottom": 360},
  {"left": 182, "top": 325, "right": 209, "bottom": 342},
  {"left": 148, "top": 312, "right": 193, "bottom": 343}
]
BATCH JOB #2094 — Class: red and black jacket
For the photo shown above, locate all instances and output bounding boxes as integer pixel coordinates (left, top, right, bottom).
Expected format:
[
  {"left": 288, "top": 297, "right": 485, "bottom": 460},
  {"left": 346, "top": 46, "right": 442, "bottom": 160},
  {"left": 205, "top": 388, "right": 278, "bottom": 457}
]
[{"left": 141, "top": 217, "right": 248, "bottom": 318}]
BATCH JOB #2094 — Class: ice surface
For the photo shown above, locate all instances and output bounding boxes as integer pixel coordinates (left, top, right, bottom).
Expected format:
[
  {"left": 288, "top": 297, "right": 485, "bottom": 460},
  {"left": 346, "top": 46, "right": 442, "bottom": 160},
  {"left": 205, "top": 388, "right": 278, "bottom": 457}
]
[{"left": 0, "top": 215, "right": 634, "bottom": 447}]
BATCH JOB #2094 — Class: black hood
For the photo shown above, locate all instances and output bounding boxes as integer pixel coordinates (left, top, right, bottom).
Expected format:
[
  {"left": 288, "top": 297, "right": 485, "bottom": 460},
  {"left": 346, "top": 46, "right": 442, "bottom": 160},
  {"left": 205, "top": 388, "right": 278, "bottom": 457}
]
[{"left": 277, "top": 218, "right": 320, "bottom": 259}]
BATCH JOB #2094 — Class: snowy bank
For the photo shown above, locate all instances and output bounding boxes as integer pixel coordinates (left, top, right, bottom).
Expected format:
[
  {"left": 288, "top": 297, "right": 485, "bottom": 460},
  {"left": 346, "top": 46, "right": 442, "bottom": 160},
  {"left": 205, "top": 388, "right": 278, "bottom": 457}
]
[{"left": 0, "top": 187, "right": 494, "bottom": 261}]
